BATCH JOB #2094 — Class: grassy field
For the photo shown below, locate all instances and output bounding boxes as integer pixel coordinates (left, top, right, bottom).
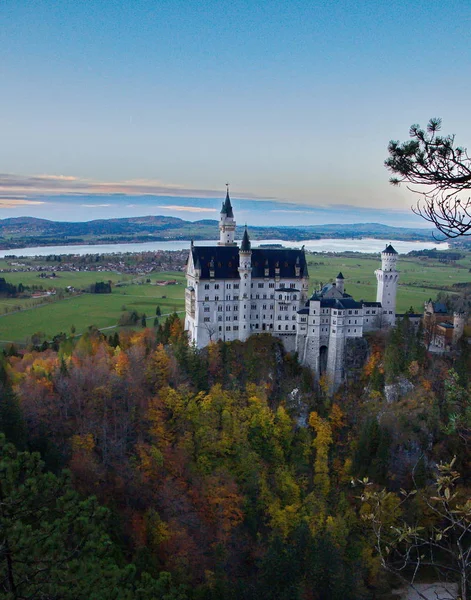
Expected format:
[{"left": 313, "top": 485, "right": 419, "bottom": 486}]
[
  {"left": 0, "top": 272, "right": 186, "bottom": 343},
  {"left": 306, "top": 253, "right": 471, "bottom": 313},
  {"left": 0, "top": 252, "right": 470, "bottom": 344}
]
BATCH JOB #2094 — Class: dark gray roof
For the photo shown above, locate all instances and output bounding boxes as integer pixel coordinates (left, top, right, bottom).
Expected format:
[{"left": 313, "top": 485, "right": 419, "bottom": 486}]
[
  {"left": 221, "top": 190, "right": 234, "bottom": 218},
  {"left": 320, "top": 298, "right": 363, "bottom": 310},
  {"left": 432, "top": 302, "right": 448, "bottom": 314},
  {"left": 362, "top": 301, "right": 382, "bottom": 307},
  {"left": 438, "top": 322, "right": 454, "bottom": 329},
  {"left": 297, "top": 308, "right": 309, "bottom": 315},
  {"left": 190, "top": 246, "right": 308, "bottom": 280},
  {"left": 336, "top": 272, "right": 344, "bottom": 279},
  {"left": 383, "top": 244, "right": 398, "bottom": 255},
  {"left": 275, "top": 287, "right": 300, "bottom": 293},
  {"left": 241, "top": 227, "right": 251, "bottom": 252}
]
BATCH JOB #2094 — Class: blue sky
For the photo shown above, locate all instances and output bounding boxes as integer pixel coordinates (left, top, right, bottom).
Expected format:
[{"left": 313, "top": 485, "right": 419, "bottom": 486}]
[{"left": 1, "top": 0, "right": 470, "bottom": 225}]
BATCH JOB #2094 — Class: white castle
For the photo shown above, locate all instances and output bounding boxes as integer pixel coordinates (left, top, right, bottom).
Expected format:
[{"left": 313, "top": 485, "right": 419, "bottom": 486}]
[{"left": 185, "top": 189, "right": 399, "bottom": 388}]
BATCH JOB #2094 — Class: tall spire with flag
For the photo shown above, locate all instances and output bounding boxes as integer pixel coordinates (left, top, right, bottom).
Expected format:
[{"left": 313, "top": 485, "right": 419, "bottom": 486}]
[{"left": 218, "top": 184, "right": 236, "bottom": 246}]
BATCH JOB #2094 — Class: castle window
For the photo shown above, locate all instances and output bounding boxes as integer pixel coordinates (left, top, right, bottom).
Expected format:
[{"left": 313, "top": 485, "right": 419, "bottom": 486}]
[
  {"left": 256, "top": 294, "right": 260, "bottom": 299},
  {"left": 285, "top": 325, "right": 289, "bottom": 330},
  {"left": 234, "top": 325, "right": 239, "bottom": 331},
  {"left": 218, "top": 306, "right": 223, "bottom": 311},
  {"left": 204, "top": 307, "right": 210, "bottom": 312},
  {"left": 256, "top": 324, "right": 259, "bottom": 329},
  {"left": 226, "top": 316, "right": 231, "bottom": 321},
  {"left": 234, "top": 283, "right": 239, "bottom": 289},
  {"left": 234, "top": 305, "right": 238, "bottom": 311},
  {"left": 205, "top": 296, "right": 209, "bottom": 301},
  {"left": 226, "top": 284, "right": 231, "bottom": 289},
  {"left": 263, "top": 294, "right": 267, "bottom": 299},
  {"left": 354, "top": 310, "right": 358, "bottom": 314},
  {"left": 366, "top": 310, "right": 370, "bottom": 314},
  {"left": 218, "top": 316, "right": 222, "bottom": 321},
  {"left": 251, "top": 304, "right": 256, "bottom": 309},
  {"left": 293, "top": 325, "right": 296, "bottom": 330},
  {"left": 333, "top": 311, "right": 337, "bottom": 315},
  {"left": 233, "top": 295, "right": 239, "bottom": 300},
  {"left": 333, "top": 320, "right": 336, "bottom": 325},
  {"left": 348, "top": 329, "right": 350, "bottom": 333},
  {"left": 354, "top": 329, "right": 357, "bottom": 333},
  {"left": 215, "top": 295, "right": 219, "bottom": 301},
  {"left": 348, "top": 310, "right": 352, "bottom": 315},
  {"left": 278, "top": 315, "right": 281, "bottom": 320},
  {"left": 389, "top": 311, "right": 393, "bottom": 314},
  {"left": 258, "top": 283, "right": 264, "bottom": 288},
  {"left": 269, "top": 283, "right": 275, "bottom": 288},
  {"left": 251, "top": 283, "right": 254, "bottom": 288},
  {"left": 226, "top": 326, "right": 231, "bottom": 331},
  {"left": 204, "top": 317, "right": 210, "bottom": 322},
  {"left": 280, "top": 283, "right": 285, "bottom": 288},
  {"left": 204, "top": 284, "right": 210, "bottom": 290},
  {"left": 227, "top": 305, "right": 231, "bottom": 311},
  {"left": 233, "top": 314, "right": 238, "bottom": 320},
  {"left": 226, "top": 295, "right": 231, "bottom": 300},
  {"left": 270, "top": 305, "right": 274, "bottom": 309},
  {"left": 292, "top": 316, "right": 296, "bottom": 320},
  {"left": 285, "top": 316, "right": 289, "bottom": 321},
  {"left": 290, "top": 283, "right": 296, "bottom": 288},
  {"left": 215, "top": 284, "right": 220, "bottom": 289},
  {"left": 332, "top": 329, "right": 336, "bottom": 333},
  {"left": 270, "top": 294, "right": 274, "bottom": 299},
  {"left": 279, "top": 295, "right": 282, "bottom": 300},
  {"left": 278, "top": 325, "right": 281, "bottom": 330},
  {"left": 263, "top": 304, "right": 267, "bottom": 310},
  {"left": 219, "top": 326, "right": 222, "bottom": 331},
  {"left": 312, "top": 310, "right": 316, "bottom": 314}
]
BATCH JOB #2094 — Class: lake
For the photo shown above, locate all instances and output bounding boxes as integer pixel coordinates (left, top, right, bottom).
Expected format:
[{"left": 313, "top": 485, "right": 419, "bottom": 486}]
[{"left": 0, "top": 237, "right": 449, "bottom": 258}]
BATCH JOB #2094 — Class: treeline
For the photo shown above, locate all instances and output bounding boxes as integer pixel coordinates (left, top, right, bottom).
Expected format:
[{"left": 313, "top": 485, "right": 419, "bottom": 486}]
[
  {"left": 0, "top": 277, "right": 25, "bottom": 296},
  {"left": 1, "top": 317, "right": 471, "bottom": 598}
]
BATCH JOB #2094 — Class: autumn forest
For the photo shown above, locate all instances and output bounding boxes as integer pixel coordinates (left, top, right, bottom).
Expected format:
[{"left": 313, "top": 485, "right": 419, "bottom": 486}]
[{"left": 1, "top": 314, "right": 471, "bottom": 599}]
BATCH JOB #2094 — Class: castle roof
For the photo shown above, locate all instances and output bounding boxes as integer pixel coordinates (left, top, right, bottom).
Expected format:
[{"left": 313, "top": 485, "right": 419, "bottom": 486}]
[
  {"left": 221, "top": 189, "right": 234, "bottom": 218},
  {"left": 190, "top": 246, "right": 308, "bottom": 280},
  {"left": 336, "top": 272, "right": 344, "bottom": 279},
  {"left": 241, "top": 226, "right": 251, "bottom": 252},
  {"left": 383, "top": 244, "right": 398, "bottom": 255},
  {"left": 362, "top": 301, "right": 382, "bottom": 307}
]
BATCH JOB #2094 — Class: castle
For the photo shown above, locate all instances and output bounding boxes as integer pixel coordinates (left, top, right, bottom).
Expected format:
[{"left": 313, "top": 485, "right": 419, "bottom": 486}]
[{"left": 185, "top": 189, "right": 400, "bottom": 388}]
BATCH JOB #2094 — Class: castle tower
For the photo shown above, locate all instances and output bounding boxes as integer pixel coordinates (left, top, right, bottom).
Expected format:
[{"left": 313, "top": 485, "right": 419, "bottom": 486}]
[
  {"left": 453, "top": 311, "right": 466, "bottom": 345},
  {"left": 336, "top": 272, "right": 345, "bottom": 295},
  {"left": 375, "top": 244, "right": 399, "bottom": 327},
  {"left": 238, "top": 226, "right": 252, "bottom": 341},
  {"left": 218, "top": 184, "right": 237, "bottom": 246}
]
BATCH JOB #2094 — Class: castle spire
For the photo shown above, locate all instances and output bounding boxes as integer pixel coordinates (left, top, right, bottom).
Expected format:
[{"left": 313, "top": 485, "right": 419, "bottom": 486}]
[
  {"left": 241, "top": 225, "right": 251, "bottom": 252},
  {"left": 221, "top": 183, "right": 234, "bottom": 218}
]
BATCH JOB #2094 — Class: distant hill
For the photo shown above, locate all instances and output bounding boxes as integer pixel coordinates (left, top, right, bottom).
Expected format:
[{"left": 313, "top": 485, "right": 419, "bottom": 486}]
[{"left": 0, "top": 216, "right": 437, "bottom": 250}]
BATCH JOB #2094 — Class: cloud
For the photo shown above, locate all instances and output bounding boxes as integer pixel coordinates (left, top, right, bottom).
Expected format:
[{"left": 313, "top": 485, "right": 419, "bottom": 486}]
[
  {"left": 0, "top": 198, "right": 47, "bottom": 208},
  {"left": 80, "top": 203, "right": 112, "bottom": 208},
  {"left": 0, "top": 173, "right": 264, "bottom": 200},
  {"left": 271, "top": 209, "right": 315, "bottom": 214},
  {"left": 159, "top": 205, "right": 217, "bottom": 213}
]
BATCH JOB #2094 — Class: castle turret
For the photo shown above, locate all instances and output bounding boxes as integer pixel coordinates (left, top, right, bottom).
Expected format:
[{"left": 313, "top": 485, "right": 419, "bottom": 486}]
[
  {"left": 218, "top": 185, "right": 236, "bottom": 246},
  {"left": 453, "top": 311, "right": 466, "bottom": 345},
  {"left": 238, "top": 226, "right": 252, "bottom": 341},
  {"left": 375, "top": 244, "right": 399, "bottom": 327},
  {"left": 336, "top": 272, "right": 345, "bottom": 295}
]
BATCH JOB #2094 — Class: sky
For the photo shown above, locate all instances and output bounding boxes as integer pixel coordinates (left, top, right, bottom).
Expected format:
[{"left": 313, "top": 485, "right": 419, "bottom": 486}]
[{"left": 1, "top": 0, "right": 471, "bottom": 225}]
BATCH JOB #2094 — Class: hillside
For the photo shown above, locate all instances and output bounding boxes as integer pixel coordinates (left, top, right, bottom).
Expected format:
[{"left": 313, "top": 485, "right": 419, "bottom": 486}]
[{"left": 0, "top": 216, "right": 436, "bottom": 249}]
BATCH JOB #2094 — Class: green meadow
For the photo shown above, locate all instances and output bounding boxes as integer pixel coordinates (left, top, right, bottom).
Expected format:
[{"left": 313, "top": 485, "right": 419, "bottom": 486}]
[{"left": 0, "top": 252, "right": 470, "bottom": 344}]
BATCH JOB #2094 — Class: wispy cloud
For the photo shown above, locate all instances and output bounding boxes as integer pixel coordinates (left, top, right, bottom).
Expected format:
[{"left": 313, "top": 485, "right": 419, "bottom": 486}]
[
  {"left": 0, "top": 173, "right": 264, "bottom": 200},
  {"left": 271, "top": 209, "right": 314, "bottom": 214},
  {"left": 159, "top": 205, "right": 217, "bottom": 213},
  {"left": 0, "top": 198, "right": 47, "bottom": 208},
  {"left": 80, "top": 203, "right": 112, "bottom": 208}
]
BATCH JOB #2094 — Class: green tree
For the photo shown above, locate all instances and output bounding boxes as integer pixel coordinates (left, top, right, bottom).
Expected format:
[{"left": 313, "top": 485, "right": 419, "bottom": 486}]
[
  {"left": 0, "top": 436, "right": 183, "bottom": 599},
  {"left": 386, "top": 118, "right": 471, "bottom": 238}
]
